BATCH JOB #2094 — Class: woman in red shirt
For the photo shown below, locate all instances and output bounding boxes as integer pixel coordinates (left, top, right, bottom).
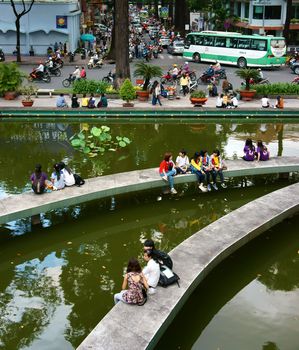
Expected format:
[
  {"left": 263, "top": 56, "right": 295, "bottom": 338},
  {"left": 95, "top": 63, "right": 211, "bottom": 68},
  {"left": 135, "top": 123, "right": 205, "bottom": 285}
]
[{"left": 159, "top": 152, "right": 177, "bottom": 194}]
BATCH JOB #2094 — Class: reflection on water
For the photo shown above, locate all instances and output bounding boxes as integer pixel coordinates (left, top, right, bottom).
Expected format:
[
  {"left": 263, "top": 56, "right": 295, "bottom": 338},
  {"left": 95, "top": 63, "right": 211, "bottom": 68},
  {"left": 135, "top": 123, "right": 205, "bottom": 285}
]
[
  {"left": 0, "top": 181, "right": 292, "bottom": 349},
  {"left": 1, "top": 122, "right": 299, "bottom": 196},
  {"left": 156, "top": 215, "right": 299, "bottom": 350}
]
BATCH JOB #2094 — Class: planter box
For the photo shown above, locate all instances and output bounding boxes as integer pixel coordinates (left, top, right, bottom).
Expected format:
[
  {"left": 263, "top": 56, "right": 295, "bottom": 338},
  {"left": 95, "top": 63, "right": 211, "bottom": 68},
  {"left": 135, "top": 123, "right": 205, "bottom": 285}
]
[
  {"left": 136, "top": 90, "right": 149, "bottom": 102},
  {"left": 240, "top": 90, "right": 256, "bottom": 101},
  {"left": 4, "top": 91, "right": 17, "bottom": 100},
  {"left": 190, "top": 97, "right": 208, "bottom": 106},
  {"left": 22, "top": 100, "right": 34, "bottom": 107}
]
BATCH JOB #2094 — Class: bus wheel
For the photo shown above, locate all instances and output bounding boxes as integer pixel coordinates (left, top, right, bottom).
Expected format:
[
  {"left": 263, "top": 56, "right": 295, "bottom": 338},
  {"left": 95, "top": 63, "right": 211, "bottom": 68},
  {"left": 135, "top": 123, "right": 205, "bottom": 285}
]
[
  {"left": 237, "top": 57, "right": 247, "bottom": 68},
  {"left": 193, "top": 53, "right": 201, "bottom": 63}
]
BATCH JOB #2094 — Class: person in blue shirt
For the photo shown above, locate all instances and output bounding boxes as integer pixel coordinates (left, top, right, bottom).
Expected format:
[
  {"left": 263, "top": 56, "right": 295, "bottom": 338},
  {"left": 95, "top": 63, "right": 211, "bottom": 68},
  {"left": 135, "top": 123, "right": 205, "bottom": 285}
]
[{"left": 56, "top": 94, "right": 68, "bottom": 108}]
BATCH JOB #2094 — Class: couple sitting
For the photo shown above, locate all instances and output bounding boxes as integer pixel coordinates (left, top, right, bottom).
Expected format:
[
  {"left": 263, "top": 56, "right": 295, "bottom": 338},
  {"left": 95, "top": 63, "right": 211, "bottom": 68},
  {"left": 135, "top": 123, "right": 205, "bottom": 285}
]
[
  {"left": 243, "top": 139, "right": 270, "bottom": 162},
  {"left": 30, "top": 162, "right": 84, "bottom": 194},
  {"left": 114, "top": 239, "right": 172, "bottom": 305}
]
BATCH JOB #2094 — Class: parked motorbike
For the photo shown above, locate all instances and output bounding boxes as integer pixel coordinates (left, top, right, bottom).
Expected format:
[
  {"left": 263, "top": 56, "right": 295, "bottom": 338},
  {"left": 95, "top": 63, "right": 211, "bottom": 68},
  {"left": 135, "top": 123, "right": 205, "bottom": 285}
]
[
  {"left": 102, "top": 71, "right": 115, "bottom": 84},
  {"left": 28, "top": 70, "right": 51, "bottom": 83},
  {"left": 87, "top": 56, "right": 103, "bottom": 69},
  {"left": 62, "top": 74, "right": 76, "bottom": 87}
]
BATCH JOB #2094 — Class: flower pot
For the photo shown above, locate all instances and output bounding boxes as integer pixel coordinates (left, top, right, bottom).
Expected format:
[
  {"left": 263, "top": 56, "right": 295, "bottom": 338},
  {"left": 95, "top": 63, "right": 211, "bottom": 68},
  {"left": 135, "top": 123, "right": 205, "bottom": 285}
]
[
  {"left": 4, "top": 91, "right": 17, "bottom": 100},
  {"left": 240, "top": 89, "right": 256, "bottom": 101},
  {"left": 136, "top": 90, "right": 149, "bottom": 102},
  {"left": 190, "top": 97, "right": 208, "bottom": 106},
  {"left": 123, "top": 102, "right": 134, "bottom": 107},
  {"left": 22, "top": 100, "right": 34, "bottom": 107}
]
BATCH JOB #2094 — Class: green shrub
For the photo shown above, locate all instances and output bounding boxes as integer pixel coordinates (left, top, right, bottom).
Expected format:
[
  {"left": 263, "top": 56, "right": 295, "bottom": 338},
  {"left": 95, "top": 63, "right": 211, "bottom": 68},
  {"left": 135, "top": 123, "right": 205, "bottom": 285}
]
[
  {"left": 251, "top": 83, "right": 299, "bottom": 95},
  {"left": 190, "top": 90, "right": 206, "bottom": 98},
  {"left": 119, "top": 78, "right": 136, "bottom": 102},
  {"left": 0, "top": 63, "right": 24, "bottom": 95},
  {"left": 73, "top": 79, "right": 109, "bottom": 94}
]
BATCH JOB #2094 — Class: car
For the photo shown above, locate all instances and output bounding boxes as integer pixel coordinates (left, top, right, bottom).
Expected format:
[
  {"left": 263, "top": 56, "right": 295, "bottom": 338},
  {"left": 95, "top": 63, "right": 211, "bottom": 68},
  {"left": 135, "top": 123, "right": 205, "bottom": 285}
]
[
  {"left": 290, "top": 60, "right": 299, "bottom": 75},
  {"left": 94, "top": 23, "right": 109, "bottom": 33},
  {"left": 159, "top": 36, "right": 171, "bottom": 47},
  {"left": 167, "top": 41, "right": 185, "bottom": 55}
]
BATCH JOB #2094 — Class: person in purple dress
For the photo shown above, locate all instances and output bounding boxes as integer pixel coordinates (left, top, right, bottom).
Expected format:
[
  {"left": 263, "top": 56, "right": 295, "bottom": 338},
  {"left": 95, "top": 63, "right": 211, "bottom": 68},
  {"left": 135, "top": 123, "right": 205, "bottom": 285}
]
[
  {"left": 114, "top": 258, "right": 149, "bottom": 305},
  {"left": 243, "top": 138, "right": 255, "bottom": 161},
  {"left": 30, "top": 164, "right": 48, "bottom": 194},
  {"left": 256, "top": 140, "right": 270, "bottom": 161}
]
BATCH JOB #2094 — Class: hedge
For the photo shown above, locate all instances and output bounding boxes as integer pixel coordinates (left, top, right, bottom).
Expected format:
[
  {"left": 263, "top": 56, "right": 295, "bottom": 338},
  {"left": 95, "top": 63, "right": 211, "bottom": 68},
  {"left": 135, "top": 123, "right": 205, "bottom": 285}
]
[{"left": 251, "top": 82, "right": 299, "bottom": 95}]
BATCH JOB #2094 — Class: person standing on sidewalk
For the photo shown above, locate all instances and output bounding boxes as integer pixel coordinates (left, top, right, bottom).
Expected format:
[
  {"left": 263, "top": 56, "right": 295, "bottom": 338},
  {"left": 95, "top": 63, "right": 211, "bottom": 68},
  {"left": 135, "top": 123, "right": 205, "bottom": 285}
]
[
  {"left": 151, "top": 80, "right": 162, "bottom": 106},
  {"left": 180, "top": 73, "right": 190, "bottom": 96}
]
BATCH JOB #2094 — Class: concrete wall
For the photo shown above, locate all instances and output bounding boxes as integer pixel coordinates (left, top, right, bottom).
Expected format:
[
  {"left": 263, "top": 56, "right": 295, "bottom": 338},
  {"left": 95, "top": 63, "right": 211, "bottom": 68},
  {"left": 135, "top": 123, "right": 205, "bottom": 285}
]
[{"left": 0, "top": 0, "right": 81, "bottom": 55}]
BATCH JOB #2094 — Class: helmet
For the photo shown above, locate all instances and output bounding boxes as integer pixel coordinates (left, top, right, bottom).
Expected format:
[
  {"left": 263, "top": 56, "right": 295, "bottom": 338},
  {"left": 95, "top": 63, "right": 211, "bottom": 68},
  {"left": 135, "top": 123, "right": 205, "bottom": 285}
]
[
  {"left": 257, "top": 68, "right": 261, "bottom": 71},
  {"left": 184, "top": 61, "right": 188, "bottom": 65},
  {"left": 75, "top": 66, "right": 79, "bottom": 69},
  {"left": 173, "top": 64, "right": 177, "bottom": 67}
]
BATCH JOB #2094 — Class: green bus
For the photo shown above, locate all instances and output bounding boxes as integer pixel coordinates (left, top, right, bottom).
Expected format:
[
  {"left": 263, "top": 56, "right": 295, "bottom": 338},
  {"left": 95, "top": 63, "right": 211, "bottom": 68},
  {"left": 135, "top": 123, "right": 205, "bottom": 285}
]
[{"left": 183, "top": 31, "right": 286, "bottom": 68}]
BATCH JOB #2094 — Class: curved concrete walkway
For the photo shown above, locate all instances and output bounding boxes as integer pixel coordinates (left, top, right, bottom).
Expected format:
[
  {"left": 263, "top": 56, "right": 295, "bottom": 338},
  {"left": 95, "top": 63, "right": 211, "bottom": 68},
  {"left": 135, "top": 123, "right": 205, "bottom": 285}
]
[
  {"left": 0, "top": 157, "right": 299, "bottom": 225},
  {"left": 77, "top": 182, "right": 299, "bottom": 350}
]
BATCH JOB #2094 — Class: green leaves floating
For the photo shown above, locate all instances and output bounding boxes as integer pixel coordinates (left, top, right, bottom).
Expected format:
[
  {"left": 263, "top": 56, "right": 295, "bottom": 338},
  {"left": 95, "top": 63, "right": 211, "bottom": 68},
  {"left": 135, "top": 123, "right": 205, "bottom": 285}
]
[{"left": 71, "top": 124, "right": 131, "bottom": 157}]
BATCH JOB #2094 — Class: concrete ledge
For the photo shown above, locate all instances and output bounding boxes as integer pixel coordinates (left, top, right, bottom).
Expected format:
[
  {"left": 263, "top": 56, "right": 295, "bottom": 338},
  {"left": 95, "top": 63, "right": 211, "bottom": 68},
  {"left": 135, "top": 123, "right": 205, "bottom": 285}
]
[
  {"left": 0, "top": 157, "right": 299, "bottom": 225},
  {"left": 77, "top": 182, "right": 299, "bottom": 350}
]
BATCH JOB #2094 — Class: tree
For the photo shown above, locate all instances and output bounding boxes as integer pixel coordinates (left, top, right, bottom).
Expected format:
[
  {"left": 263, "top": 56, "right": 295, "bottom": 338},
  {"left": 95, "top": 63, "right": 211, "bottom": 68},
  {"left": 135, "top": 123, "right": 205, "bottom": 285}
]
[
  {"left": 114, "top": 0, "right": 130, "bottom": 88},
  {"left": 174, "top": 0, "right": 189, "bottom": 36},
  {"left": 283, "top": 0, "right": 293, "bottom": 44},
  {"left": 10, "top": 0, "right": 35, "bottom": 63},
  {"left": 133, "top": 62, "right": 163, "bottom": 91}
]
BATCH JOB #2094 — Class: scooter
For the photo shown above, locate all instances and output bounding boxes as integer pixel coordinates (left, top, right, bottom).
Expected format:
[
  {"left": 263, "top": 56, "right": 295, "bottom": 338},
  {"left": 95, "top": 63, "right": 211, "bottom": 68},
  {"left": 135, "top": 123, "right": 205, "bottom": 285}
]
[
  {"left": 44, "top": 63, "right": 61, "bottom": 77},
  {"left": 87, "top": 56, "right": 103, "bottom": 69},
  {"left": 102, "top": 71, "right": 115, "bottom": 84},
  {"left": 291, "top": 76, "right": 299, "bottom": 84},
  {"left": 28, "top": 70, "right": 51, "bottom": 83},
  {"left": 62, "top": 74, "right": 76, "bottom": 87},
  {"left": 198, "top": 72, "right": 219, "bottom": 85},
  {"left": 213, "top": 68, "right": 226, "bottom": 79}
]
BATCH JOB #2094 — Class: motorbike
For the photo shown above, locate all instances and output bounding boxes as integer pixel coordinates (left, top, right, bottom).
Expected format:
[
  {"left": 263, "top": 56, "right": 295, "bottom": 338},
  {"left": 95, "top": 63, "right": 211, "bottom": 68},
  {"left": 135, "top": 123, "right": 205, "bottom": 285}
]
[
  {"left": 53, "top": 57, "right": 64, "bottom": 68},
  {"left": 213, "top": 68, "right": 226, "bottom": 79},
  {"left": 198, "top": 72, "right": 219, "bottom": 85},
  {"left": 87, "top": 56, "right": 103, "bottom": 69},
  {"left": 102, "top": 71, "right": 115, "bottom": 84},
  {"left": 291, "top": 76, "right": 299, "bottom": 84},
  {"left": 0, "top": 49, "right": 5, "bottom": 62},
  {"left": 248, "top": 77, "right": 270, "bottom": 85},
  {"left": 44, "top": 64, "right": 61, "bottom": 77},
  {"left": 153, "top": 47, "right": 158, "bottom": 59},
  {"left": 28, "top": 70, "right": 51, "bottom": 83},
  {"left": 62, "top": 74, "right": 76, "bottom": 87}
]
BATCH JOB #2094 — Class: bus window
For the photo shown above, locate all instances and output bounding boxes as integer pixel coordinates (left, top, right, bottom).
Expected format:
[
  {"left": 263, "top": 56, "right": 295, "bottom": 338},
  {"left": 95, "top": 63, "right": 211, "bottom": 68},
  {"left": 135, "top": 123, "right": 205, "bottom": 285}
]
[
  {"left": 251, "top": 39, "right": 266, "bottom": 51},
  {"left": 203, "top": 36, "right": 214, "bottom": 46},
  {"left": 226, "top": 38, "right": 232, "bottom": 48},
  {"left": 214, "top": 37, "right": 226, "bottom": 47},
  {"left": 231, "top": 38, "right": 238, "bottom": 48},
  {"left": 187, "top": 35, "right": 195, "bottom": 45},
  {"left": 195, "top": 35, "right": 204, "bottom": 45},
  {"left": 237, "top": 38, "right": 251, "bottom": 49}
]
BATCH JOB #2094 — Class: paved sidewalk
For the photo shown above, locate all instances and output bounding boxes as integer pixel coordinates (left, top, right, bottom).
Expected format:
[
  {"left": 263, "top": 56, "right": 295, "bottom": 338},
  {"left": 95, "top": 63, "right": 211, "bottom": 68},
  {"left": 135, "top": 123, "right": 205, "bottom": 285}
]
[
  {"left": 3, "top": 54, "right": 90, "bottom": 66},
  {"left": 1, "top": 94, "right": 299, "bottom": 110}
]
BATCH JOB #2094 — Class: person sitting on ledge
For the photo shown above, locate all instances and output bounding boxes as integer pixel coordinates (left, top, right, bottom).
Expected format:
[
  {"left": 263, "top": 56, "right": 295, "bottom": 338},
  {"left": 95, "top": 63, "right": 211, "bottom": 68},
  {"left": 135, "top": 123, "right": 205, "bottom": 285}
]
[
  {"left": 97, "top": 93, "right": 108, "bottom": 108},
  {"left": 243, "top": 138, "right": 255, "bottom": 161},
  {"left": 30, "top": 164, "right": 48, "bottom": 194},
  {"left": 159, "top": 152, "right": 177, "bottom": 194},
  {"left": 56, "top": 93, "right": 68, "bottom": 108},
  {"left": 143, "top": 239, "right": 173, "bottom": 270},
  {"left": 114, "top": 258, "right": 148, "bottom": 305},
  {"left": 143, "top": 250, "right": 160, "bottom": 294},
  {"left": 71, "top": 94, "right": 79, "bottom": 108},
  {"left": 51, "top": 163, "right": 65, "bottom": 190},
  {"left": 81, "top": 93, "right": 89, "bottom": 108},
  {"left": 256, "top": 140, "right": 270, "bottom": 161}
]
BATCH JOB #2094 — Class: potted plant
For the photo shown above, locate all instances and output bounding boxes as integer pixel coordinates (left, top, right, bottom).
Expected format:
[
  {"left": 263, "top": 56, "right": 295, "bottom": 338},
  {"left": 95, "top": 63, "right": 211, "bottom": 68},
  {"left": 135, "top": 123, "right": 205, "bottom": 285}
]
[
  {"left": 119, "top": 78, "right": 136, "bottom": 107},
  {"left": 18, "top": 85, "right": 37, "bottom": 107},
  {"left": 0, "top": 62, "right": 23, "bottom": 100},
  {"left": 235, "top": 68, "right": 260, "bottom": 101},
  {"left": 190, "top": 90, "right": 208, "bottom": 106},
  {"left": 133, "top": 62, "right": 163, "bottom": 101}
]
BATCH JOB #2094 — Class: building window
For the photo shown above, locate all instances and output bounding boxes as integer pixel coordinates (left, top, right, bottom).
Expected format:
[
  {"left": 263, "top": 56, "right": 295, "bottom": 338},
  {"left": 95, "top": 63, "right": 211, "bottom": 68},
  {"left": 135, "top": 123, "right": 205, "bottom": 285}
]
[
  {"left": 253, "top": 6, "right": 263, "bottom": 20},
  {"left": 291, "top": 5, "right": 299, "bottom": 19},
  {"left": 236, "top": 2, "right": 241, "bottom": 17},
  {"left": 265, "top": 6, "right": 281, "bottom": 19},
  {"left": 244, "top": 3, "right": 249, "bottom": 19}
]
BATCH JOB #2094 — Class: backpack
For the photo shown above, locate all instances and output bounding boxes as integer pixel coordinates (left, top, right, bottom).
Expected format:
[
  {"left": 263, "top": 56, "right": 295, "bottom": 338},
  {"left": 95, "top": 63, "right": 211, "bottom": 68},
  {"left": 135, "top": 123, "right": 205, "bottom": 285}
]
[
  {"left": 152, "top": 249, "right": 173, "bottom": 270},
  {"left": 158, "top": 265, "right": 180, "bottom": 288},
  {"left": 32, "top": 175, "right": 45, "bottom": 194},
  {"left": 73, "top": 173, "right": 85, "bottom": 186}
]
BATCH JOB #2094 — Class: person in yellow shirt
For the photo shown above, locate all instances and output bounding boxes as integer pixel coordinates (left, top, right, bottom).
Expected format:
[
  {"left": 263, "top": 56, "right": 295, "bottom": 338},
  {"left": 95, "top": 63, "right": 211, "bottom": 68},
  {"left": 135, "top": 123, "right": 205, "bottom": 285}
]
[
  {"left": 210, "top": 149, "right": 227, "bottom": 188},
  {"left": 190, "top": 152, "right": 207, "bottom": 192},
  {"left": 81, "top": 93, "right": 89, "bottom": 108},
  {"left": 180, "top": 73, "right": 190, "bottom": 96}
]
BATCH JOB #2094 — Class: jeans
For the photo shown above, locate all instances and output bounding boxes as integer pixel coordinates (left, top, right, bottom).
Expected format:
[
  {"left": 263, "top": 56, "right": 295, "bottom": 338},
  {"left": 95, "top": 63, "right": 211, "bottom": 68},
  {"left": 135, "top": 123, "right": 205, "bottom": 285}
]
[
  {"left": 114, "top": 290, "right": 128, "bottom": 304},
  {"left": 160, "top": 169, "right": 176, "bottom": 189},
  {"left": 191, "top": 167, "right": 205, "bottom": 184},
  {"left": 204, "top": 170, "right": 216, "bottom": 184},
  {"left": 152, "top": 95, "right": 162, "bottom": 106},
  {"left": 212, "top": 169, "right": 224, "bottom": 182}
]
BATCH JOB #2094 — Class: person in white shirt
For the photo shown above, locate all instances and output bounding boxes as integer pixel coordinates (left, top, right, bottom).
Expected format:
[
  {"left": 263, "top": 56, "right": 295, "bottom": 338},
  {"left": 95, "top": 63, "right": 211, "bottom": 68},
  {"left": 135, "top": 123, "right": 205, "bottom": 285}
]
[
  {"left": 216, "top": 93, "right": 223, "bottom": 108},
  {"left": 261, "top": 95, "right": 270, "bottom": 108},
  {"left": 175, "top": 149, "right": 190, "bottom": 174},
  {"left": 59, "top": 162, "right": 75, "bottom": 186},
  {"left": 257, "top": 68, "right": 264, "bottom": 82},
  {"left": 73, "top": 66, "right": 81, "bottom": 80},
  {"left": 172, "top": 64, "right": 179, "bottom": 79},
  {"left": 231, "top": 95, "right": 238, "bottom": 108},
  {"left": 143, "top": 250, "right": 160, "bottom": 294}
]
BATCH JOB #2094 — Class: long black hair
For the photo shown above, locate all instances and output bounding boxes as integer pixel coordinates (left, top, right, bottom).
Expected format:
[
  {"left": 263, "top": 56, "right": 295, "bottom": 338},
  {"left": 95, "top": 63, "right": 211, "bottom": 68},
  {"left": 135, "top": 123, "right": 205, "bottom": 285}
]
[
  {"left": 58, "top": 161, "right": 72, "bottom": 175},
  {"left": 34, "top": 164, "right": 42, "bottom": 179},
  {"left": 53, "top": 163, "right": 61, "bottom": 180},
  {"left": 126, "top": 258, "right": 142, "bottom": 273}
]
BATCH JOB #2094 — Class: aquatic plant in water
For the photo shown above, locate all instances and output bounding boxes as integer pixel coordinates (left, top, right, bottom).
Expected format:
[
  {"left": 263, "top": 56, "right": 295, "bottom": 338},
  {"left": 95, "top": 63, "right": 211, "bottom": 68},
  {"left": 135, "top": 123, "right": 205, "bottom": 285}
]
[{"left": 70, "top": 124, "right": 131, "bottom": 157}]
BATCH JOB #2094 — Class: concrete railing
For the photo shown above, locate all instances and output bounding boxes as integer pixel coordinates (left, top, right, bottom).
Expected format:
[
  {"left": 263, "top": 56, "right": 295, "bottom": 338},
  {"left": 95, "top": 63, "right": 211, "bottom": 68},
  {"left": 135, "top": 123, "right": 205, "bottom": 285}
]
[
  {"left": 77, "top": 182, "right": 299, "bottom": 350},
  {"left": 0, "top": 157, "right": 299, "bottom": 225}
]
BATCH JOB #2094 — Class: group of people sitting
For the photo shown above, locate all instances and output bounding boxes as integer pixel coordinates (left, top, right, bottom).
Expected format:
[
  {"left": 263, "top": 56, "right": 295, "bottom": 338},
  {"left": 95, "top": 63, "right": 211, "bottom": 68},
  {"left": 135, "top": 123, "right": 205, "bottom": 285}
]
[
  {"left": 159, "top": 149, "right": 227, "bottom": 195},
  {"left": 216, "top": 93, "right": 238, "bottom": 109},
  {"left": 243, "top": 139, "right": 270, "bottom": 162},
  {"left": 30, "top": 162, "right": 84, "bottom": 194},
  {"left": 261, "top": 95, "right": 284, "bottom": 109},
  {"left": 56, "top": 93, "right": 108, "bottom": 108},
  {"left": 114, "top": 239, "right": 172, "bottom": 305}
]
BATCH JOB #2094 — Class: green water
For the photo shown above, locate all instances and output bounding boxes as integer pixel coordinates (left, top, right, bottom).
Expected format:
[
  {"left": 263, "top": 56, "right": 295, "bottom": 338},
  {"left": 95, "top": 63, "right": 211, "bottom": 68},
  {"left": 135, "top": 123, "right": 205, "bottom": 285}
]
[
  {"left": 0, "top": 122, "right": 298, "bottom": 349},
  {"left": 156, "top": 215, "right": 299, "bottom": 350}
]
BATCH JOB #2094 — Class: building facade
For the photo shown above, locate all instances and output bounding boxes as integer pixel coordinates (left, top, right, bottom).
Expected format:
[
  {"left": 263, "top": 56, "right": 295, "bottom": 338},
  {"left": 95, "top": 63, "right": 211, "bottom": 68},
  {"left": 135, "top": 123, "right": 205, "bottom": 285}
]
[
  {"left": 0, "top": 0, "right": 81, "bottom": 55},
  {"left": 230, "top": 0, "right": 299, "bottom": 40}
]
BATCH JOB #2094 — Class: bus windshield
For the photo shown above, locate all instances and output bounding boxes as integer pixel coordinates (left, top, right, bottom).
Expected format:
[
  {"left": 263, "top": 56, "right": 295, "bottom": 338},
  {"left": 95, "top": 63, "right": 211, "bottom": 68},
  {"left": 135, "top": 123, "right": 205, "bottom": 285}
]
[{"left": 271, "top": 39, "right": 286, "bottom": 49}]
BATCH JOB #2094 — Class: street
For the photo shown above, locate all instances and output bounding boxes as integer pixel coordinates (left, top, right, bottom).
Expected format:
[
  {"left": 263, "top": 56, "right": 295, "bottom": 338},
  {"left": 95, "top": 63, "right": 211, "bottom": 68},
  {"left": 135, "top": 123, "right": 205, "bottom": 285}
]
[{"left": 19, "top": 52, "right": 296, "bottom": 90}]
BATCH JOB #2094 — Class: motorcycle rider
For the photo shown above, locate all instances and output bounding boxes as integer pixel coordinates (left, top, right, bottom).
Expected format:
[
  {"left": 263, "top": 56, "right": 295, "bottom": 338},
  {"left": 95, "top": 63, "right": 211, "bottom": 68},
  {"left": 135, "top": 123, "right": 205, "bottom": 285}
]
[
  {"left": 73, "top": 66, "right": 81, "bottom": 80},
  {"left": 172, "top": 64, "right": 179, "bottom": 79},
  {"left": 213, "top": 60, "right": 221, "bottom": 71},
  {"left": 80, "top": 66, "right": 86, "bottom": 79},
  {"left": 257, "top": 68, "right": 264, "bottom": 83},
  {"left": 182, "top": 62, "right": 190, "bottom": 74},
  {"left": 33, "top": 61, "right": 45, "bottom": 79},
  {"left": 206, "top": 65, "right": 214, "bottom": 77}
]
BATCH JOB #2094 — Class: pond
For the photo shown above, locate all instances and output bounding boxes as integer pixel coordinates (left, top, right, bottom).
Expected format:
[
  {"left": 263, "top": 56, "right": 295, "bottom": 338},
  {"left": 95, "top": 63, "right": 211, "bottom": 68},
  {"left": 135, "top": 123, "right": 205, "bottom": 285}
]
[{"left": 0, "top": 121, "right": 298, "bottom": 349}]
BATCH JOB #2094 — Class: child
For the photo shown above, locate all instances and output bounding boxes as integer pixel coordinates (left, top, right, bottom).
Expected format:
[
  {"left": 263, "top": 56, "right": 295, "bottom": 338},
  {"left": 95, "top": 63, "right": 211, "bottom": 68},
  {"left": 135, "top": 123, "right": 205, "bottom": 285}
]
[
  {"left": 210, "top": 149, "right": 227, "bottom": 188},
  {"left": 159, "top": 152, "right": 177, "bottom": 194},
  {"left": 243, "top": 138, "right": 255, "bottom": 161},
  {"left": 175, "top": 149, "right": 190, "bottom": 174}
]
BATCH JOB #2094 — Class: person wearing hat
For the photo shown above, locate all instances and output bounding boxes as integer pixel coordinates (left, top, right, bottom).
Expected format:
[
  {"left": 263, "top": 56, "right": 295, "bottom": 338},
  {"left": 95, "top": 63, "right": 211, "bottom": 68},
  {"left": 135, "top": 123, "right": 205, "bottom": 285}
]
[
  {"left": 72, "top": 66, "right": 81, "bottom": 80},
  {"left": 257, "top": 68, "right": 264, "bottom": 82},
  {"left": 172, "top": 64, "right": 179, "bottom": 79},
  {"left": 34, "top": 60, "right": 45, "bottom": 79}
]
